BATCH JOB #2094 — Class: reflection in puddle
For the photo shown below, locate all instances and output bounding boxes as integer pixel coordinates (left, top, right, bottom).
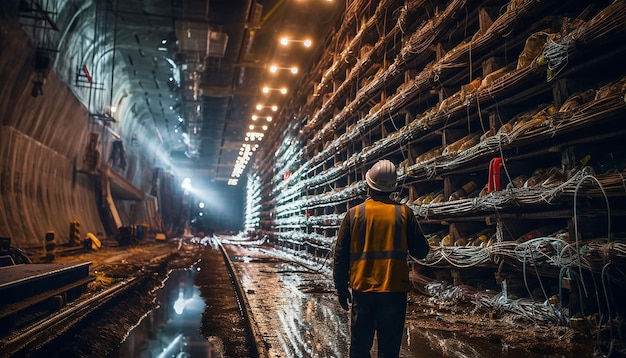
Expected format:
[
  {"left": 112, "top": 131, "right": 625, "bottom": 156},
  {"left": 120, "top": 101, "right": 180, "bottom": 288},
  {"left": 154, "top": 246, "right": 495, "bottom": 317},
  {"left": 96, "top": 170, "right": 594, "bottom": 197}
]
[
  {"left": 113, "top": 265, "right": 223, "bottom": 358},
  {"left": 237, "top": 255, "right": 254, "bottom": 263},
  {"left": 234, "top": 245, "right": 576, "bottom": 357},
  {"left": 237, "top": 259, "right": 350, "bottom": 357}
]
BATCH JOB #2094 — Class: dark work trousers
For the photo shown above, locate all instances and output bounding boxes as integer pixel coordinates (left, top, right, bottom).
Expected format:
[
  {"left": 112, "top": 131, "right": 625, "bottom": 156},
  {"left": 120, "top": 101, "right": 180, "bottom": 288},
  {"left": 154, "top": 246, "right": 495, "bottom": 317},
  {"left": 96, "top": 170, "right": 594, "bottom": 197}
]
[{"left": 350, "top": 290, "right": 408, "bottom": 358}]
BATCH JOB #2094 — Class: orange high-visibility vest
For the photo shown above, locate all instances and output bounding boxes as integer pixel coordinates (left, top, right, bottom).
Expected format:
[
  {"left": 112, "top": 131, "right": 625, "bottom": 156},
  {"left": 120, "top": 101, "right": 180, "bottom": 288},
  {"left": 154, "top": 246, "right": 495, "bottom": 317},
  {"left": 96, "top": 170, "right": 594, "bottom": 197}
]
[{"left": 349, "top": 199, "right": 410, "bottom": 292}]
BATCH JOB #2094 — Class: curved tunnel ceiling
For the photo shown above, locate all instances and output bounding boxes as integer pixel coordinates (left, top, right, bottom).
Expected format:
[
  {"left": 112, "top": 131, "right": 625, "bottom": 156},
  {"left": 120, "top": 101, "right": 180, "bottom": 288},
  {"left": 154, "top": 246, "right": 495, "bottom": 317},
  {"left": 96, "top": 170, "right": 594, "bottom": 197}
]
[{"left": 35, "top": 0, "right": 342, "bottom": 185}]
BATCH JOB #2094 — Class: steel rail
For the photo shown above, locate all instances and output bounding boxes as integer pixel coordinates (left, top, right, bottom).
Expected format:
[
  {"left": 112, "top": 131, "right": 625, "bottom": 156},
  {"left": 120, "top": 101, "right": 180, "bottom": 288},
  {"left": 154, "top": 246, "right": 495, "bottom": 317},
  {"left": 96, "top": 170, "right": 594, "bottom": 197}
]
[
  {"left": 0, "top": 276, "right": 138, "bottom": 355},
  {"left": 214, "top": 239, "right": 270, "bottom": 358}
]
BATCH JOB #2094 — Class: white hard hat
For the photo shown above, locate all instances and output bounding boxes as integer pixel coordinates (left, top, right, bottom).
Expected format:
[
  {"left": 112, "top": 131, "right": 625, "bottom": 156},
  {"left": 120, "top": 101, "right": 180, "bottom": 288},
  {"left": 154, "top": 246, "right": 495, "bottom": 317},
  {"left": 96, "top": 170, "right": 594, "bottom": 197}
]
[{"left": 365, "top": 160, "right": 397, "bottom": 192}]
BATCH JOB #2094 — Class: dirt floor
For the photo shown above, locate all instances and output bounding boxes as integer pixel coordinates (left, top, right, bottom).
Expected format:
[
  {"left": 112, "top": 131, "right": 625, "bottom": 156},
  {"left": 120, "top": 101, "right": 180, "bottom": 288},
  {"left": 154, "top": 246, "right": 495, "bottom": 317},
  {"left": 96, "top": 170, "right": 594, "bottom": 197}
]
[
  {"left": 404, "top": 295, "right": 598, "bottom": 357},
  {"left": 220, "top": 238, "right": 608, "bottom": 358},
  {"left": 31, "top": 236, "right": 621, "bottom": 357},
  {"left": 194, "top": 240, "right": 256, "bottom": 357},
  {"left": 28, "top": 239, "right": 206, "bottom": 357}
]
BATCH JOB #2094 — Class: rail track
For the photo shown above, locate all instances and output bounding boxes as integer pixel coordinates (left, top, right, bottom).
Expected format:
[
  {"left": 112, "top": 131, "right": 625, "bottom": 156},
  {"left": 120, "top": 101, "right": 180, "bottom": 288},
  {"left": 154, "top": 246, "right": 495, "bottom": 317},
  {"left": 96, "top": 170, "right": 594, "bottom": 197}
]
[
  {"left": 0, "top": 276, "right": 139, "bottom": 356},
  {"left": 214, "top": 238, "right": 269, "bottom": 358},
  {"left": 0, "top": 239, "right": 267, "bottom": 357}
]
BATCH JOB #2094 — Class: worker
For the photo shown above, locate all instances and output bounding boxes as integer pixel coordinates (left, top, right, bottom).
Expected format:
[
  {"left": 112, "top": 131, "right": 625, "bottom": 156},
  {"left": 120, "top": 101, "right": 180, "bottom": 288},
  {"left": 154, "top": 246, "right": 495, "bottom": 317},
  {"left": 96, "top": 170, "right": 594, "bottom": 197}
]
[{"left": 333, "top": 159, "right": 430, "bottom": 357}]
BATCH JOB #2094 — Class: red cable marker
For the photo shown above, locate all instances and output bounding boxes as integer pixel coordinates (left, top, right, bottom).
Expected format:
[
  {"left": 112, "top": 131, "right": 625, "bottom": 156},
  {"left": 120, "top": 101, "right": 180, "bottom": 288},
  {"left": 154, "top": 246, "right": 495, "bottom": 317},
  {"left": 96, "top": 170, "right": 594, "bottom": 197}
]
[
  {"left": 83, "top": 65, "right": 92, "bottom": 84},
  {"left": 488, "top": 157, "right": 503, "bottom": 193}
]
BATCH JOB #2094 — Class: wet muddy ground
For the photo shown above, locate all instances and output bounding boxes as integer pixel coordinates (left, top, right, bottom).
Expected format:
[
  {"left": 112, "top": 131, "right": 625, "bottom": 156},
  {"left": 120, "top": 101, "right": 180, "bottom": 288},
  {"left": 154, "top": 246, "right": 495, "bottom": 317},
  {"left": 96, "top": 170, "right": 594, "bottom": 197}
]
[
  {"left": 195, "top": 239, "right": 256, "bottom": 357},
  {"left": 21, "top": 240, "right": 204, "bottom": 357},
  {"left": 225, "top": 241, "right": 349, "bottom": 357},
  {"left": 218, "top": 236, "right": 599, "bottom": 357},
  {"left": 27, "top": 236, "right": 605, "bottom": 357}
]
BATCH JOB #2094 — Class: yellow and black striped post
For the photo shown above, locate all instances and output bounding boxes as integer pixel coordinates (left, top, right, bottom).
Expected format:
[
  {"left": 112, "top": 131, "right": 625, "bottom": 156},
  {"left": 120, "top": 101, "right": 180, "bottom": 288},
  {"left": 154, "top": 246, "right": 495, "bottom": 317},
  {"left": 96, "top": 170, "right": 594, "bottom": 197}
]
[
  {"left": 69, "top": 219, "right": 81, "bottom": 246},
  {"left": 44, "top": 231, "right": 56, "bottom": 262}
]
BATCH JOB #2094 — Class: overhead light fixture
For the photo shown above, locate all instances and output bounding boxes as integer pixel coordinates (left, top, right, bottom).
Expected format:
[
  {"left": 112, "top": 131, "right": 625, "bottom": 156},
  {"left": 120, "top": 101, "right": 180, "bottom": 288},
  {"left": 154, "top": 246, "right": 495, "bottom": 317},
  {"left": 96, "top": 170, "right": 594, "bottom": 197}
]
[
  {"left": 252, "top": 115, "right": 273, "bottom": 122},
  {"left": 245, "top": 131, "right": 264, "bottom": 141},
  {"left": 230, "top": 142, "right": 257, "bottom": 184},
  {"left": 269, "top": 65, "right": 298, "bottom": 74},
  {"left": 256, "top": 104, "right": 278, "bottom": 111},
  {"left": 262, "top": 86, "right": 287, "bottom": 94},
  {"left": 280, "top": 37, "right": 312, "bottom": 47}
]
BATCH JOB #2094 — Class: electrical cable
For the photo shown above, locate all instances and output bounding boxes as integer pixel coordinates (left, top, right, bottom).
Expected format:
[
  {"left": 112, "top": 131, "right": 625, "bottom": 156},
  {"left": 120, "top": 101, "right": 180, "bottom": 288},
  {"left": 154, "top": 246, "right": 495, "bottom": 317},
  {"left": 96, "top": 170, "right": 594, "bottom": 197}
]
[
  {"left": 475, "top": 94, "right": 487, "bottom": 134},
  {"left": 597, "top": 262, "right": 617, "bottom": 357},
  {"left": 497, "top": 131, "right": 514, "bottom": 187},
  {"left": 572, "top": 173, "right": 612, "bottom": 298}
]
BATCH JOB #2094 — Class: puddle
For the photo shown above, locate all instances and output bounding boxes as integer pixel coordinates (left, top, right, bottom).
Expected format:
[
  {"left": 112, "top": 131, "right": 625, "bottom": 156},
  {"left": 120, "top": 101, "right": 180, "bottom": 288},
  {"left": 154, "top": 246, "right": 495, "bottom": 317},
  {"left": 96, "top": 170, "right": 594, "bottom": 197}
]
[
  {"left": 229, "top": 244, "right": 586, "bottom": 357},
  {"left": 111, "top": 265, "right": 224, "bottom": 358}
]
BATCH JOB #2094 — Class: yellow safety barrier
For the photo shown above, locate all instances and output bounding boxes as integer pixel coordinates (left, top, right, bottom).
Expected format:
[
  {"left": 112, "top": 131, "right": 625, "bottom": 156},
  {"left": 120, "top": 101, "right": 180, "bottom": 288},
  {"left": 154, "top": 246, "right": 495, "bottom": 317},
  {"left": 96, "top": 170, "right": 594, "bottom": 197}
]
[{"left": 84, "top": 232, "right": 101, "bottom": 251}]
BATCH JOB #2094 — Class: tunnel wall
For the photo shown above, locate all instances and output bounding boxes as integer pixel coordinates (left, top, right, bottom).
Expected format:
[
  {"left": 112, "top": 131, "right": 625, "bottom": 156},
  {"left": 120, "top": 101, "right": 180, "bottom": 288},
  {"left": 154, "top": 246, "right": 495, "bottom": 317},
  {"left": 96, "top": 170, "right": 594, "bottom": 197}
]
[{"left": 0, "top": 18, "right": 106, "bottom": 248}]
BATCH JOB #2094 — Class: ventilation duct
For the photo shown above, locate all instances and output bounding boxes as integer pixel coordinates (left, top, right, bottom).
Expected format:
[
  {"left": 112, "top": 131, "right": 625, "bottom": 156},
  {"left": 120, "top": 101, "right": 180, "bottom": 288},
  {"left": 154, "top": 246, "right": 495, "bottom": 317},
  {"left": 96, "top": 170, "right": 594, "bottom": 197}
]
[{"left": 207, "top": 31, "right": 228, "bottom": 58}]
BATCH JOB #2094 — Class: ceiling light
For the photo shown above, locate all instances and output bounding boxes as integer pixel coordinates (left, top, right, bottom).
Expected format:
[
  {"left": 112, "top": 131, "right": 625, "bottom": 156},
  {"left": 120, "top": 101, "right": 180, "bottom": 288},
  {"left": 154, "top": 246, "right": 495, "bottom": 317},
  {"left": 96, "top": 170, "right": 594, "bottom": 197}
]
[
  {"left": 268, "top": 65, "right": 298, "bottom": 74},
  {"left": 262, "top": 86, "right": 288, "bottom": 95},
  {"left": 256, "top": 104, "right": 278, "bottom": 111},
  {"left": 252, "top": 115, "right": 273, "bottom": 122},
  {"left": 280, "top": 37, "right": 312, "bottom": 47}
]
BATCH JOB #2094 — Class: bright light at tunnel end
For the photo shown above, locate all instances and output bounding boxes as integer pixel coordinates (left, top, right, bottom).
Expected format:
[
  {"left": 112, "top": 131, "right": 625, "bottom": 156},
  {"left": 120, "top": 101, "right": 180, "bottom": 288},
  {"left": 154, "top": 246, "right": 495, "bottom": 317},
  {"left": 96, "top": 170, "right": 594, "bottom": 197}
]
[{"left": 181, "top": 177, "right": 192, "bottom": 190}]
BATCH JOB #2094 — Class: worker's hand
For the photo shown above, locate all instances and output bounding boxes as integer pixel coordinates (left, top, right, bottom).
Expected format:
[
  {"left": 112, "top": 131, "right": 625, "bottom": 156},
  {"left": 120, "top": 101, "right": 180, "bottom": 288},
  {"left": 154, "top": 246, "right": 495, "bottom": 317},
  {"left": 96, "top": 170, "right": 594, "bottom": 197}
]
[{"left": 338, "top": 289, "right": 352, "bottom": 311}]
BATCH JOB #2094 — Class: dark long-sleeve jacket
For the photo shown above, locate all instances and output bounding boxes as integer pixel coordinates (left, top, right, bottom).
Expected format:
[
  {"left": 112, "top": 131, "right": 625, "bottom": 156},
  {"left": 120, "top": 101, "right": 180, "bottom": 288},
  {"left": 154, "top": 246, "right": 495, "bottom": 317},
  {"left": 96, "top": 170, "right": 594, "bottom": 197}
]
[{"left": 333, "top": 194, "right": 429, "bottom": 293}]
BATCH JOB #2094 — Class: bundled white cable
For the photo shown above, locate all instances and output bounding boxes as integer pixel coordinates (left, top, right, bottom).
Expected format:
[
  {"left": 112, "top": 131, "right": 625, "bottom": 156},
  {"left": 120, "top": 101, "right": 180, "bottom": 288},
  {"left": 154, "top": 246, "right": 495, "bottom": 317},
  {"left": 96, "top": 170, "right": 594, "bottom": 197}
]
[
  {"left": 472, "top": 290, "right": 567, "bottom": 324},
  {"left": 417, "top": 245, "right": 491, "bottom": 268}
]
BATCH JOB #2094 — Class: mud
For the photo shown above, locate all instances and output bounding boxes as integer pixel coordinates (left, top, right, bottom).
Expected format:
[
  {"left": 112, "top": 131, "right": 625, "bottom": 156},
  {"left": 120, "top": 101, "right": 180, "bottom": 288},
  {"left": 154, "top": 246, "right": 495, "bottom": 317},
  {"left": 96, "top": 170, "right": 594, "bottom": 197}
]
[
  {"left": 23, "top": 240, "right": 204, "bottom": 357},
  {"left": 22, "top": 236, "right": 607, "bottom": 357},
  {"left": 195, "top": 240, "right": 255, "bottom": 357},
  {"left": 220, "top": 237, "right": 601, "bottom": 357}
]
